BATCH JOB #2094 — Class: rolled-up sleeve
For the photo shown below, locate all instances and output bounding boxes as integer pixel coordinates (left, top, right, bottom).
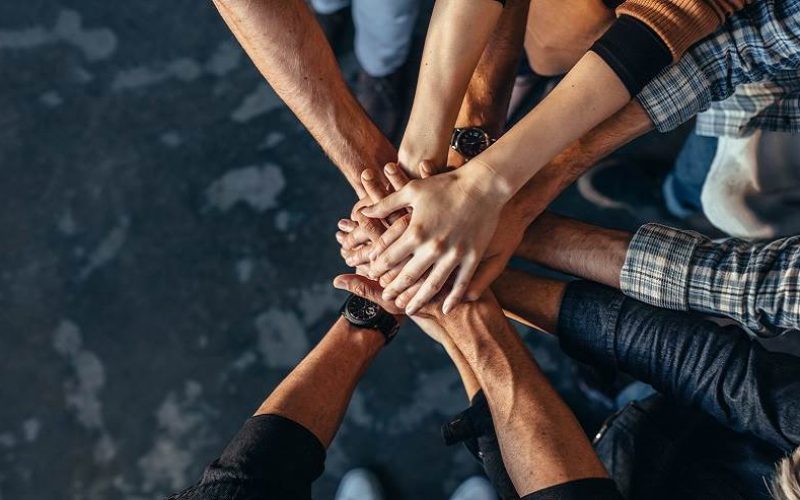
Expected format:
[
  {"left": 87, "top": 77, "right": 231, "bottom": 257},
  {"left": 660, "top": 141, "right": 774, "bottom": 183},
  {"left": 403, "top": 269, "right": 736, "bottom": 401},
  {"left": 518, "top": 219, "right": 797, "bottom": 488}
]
[{"left": 621, "top": 223, "right": 800, "bottom": 337}]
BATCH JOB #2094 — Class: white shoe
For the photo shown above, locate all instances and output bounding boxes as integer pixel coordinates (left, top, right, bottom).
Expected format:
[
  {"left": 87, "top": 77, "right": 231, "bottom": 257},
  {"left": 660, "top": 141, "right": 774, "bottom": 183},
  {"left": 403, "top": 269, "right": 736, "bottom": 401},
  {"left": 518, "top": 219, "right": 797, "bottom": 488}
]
[
  {"left": 449, "top": 476, "right": 497, "bottom": 500},
  {"left": 335, "top": 468, "right": 385, "bottom": 500}
]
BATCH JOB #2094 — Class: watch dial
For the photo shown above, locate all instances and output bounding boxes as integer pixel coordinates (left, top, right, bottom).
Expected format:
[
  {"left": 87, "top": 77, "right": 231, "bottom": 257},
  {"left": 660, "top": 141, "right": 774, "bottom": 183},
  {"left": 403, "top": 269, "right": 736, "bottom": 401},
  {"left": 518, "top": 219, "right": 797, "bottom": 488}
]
[
  {"left": 346, "top": 295, "right": 381, "bottom": 323},
  {"left": 458, "top": 128, "right": 490, "bottom": 158}
]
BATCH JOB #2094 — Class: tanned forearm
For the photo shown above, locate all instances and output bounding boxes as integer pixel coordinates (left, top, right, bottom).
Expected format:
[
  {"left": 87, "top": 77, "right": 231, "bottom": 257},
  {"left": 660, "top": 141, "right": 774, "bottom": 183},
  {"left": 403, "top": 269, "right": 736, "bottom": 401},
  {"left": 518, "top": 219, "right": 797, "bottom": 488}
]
[
  {"left": 436, "top": 297, "right": 607, "bottom": 495},
  {"left": 255, "top": 317, "right": 384, "bottom": 447},
  {"left": 454, "top": 0, "right": 531, "bottom": 140},
  {"left": 516, "top": 212, "right": 632, "bottom": 289},
  {"left": 212, "top": 0, "right": 395, "bottom": 197}
]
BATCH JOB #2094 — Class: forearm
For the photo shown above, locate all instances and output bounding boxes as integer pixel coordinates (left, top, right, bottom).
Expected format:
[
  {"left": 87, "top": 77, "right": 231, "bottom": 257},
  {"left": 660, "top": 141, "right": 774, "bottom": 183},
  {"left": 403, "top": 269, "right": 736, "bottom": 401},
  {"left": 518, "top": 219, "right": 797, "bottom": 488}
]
[
  {"left": 454, "top": 0, "right": 530, "bottom": 139},
  {"left": 401, "top": 0, "right": 503, "bottom": 170},
  {"left": 470, "top": 51, "right": 632, "bottom": 196},
  {"left": 212, "top": 0, "right": 395, "bottom": 197},
  {"left": 437, "top": 299, "right": 607, "bottom": 495},
  {"left": 256, "top": 317, "right": 384, "bottom": 446},
  {"left": 516, "top": 213, "right": 632, "bottom": 289},
  {"left": 503, "top": 100, "right": 653, "bottom": 227}
]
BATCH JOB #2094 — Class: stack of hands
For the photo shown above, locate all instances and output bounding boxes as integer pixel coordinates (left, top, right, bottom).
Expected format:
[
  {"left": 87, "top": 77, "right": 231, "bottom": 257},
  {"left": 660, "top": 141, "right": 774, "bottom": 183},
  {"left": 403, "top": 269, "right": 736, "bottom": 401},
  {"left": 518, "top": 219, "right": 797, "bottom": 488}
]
[{"left": 336, "top": 159, "right": 522, "bottom": 316}]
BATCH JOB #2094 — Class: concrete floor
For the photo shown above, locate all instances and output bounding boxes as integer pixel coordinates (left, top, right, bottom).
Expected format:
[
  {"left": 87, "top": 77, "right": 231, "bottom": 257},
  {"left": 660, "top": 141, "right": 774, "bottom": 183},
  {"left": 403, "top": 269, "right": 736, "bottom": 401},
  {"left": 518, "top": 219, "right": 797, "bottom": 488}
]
[{"left": 0, "top": 2, "right": 700, "bottom": 499}]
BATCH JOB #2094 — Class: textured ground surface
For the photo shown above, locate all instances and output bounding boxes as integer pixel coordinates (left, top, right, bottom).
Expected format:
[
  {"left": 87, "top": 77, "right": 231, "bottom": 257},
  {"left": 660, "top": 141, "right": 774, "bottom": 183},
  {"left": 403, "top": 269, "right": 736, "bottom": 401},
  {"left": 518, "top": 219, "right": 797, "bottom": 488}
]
[{"left": 0, "top": 2, "right": 700, "bottom": 499}]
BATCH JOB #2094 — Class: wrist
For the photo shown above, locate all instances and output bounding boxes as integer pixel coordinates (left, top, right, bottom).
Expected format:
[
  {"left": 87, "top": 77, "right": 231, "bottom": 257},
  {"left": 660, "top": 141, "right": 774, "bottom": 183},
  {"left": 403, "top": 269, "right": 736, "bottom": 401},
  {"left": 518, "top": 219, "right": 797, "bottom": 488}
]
[
  {"left": 462, "top": 158, "right": 514, "bottom": 204},
  {"left": 331, "top": 317, "right": 388, "bottom": 356}
]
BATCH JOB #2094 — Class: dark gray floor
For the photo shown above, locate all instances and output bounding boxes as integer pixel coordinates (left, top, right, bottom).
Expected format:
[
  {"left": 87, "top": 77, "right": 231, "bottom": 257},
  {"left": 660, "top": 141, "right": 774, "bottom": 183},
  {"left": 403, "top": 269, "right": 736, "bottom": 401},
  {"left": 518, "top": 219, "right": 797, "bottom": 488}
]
[{"left": 0, "top": 3, "right": 696, "bottom": 499}]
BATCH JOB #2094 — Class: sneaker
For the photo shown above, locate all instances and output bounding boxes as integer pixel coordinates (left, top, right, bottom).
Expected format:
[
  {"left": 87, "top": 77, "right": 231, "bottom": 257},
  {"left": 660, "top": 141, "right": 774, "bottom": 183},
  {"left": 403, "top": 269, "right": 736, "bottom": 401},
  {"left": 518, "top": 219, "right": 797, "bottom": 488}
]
[
  {"left": 450, "top": 476, "right": 497, "bottom": 500},
  {"left": 354, "top": 68, "right": 406, "bottom": 141},
  {"left": 335, "top": 468, "right": 385, "bottom": 500},
  {"left": 576, "top": 158, "right": 670, "bottom": 220}
]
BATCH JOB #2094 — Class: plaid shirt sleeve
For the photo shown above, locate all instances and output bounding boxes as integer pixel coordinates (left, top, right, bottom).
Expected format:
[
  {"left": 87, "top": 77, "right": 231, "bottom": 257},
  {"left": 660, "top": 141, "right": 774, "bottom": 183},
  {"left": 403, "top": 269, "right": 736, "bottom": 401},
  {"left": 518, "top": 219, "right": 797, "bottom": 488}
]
[
  {"left": 620, "top": 223, "right": 800, "bottom": 337},
  {"left": 636, "top": 0, "right": 800, "bottom": 134}
]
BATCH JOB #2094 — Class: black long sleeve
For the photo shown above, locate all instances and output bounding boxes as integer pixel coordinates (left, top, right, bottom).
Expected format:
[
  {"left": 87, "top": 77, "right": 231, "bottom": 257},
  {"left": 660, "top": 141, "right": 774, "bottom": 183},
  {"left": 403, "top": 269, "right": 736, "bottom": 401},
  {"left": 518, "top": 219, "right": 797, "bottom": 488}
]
[
  {"left": 165, "top": 414, "right": 325, "bottom": 500},
  {"left": 558, "top": 280, "right": 800, "bottom": 452}
]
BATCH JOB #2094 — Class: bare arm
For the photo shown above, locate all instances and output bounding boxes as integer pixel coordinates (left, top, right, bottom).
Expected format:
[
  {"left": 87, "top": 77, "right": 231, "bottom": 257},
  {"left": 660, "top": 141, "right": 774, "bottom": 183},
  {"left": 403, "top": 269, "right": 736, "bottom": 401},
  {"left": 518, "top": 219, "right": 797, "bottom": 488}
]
[
  {"left": 212, "top": 0, "right": 395, "bottom": 197},
  {"left": 516, "top": 212, "right": 632, "bottom": 290},
  {"left": 256, "top": 317, "right": 386, "bottom": 446},
  {"left": 399, "top": 0, "right": 504, "bottom": 174},
  {"left": 438, "top": 294, "right": 610, "bottom": 495},
  {"left": 451, "top": 0, "right": 531, "bottom": 152}
]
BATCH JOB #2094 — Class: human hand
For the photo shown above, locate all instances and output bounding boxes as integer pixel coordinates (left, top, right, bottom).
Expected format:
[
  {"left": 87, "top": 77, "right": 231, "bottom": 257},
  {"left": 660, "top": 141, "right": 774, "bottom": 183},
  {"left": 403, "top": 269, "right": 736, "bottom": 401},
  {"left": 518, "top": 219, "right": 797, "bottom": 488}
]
[
  {"left": 332, "top": 274, "right": 450, "bottom": 345},
  {"left": 361, "top": 159, "right": 513, "bottom": 315}
]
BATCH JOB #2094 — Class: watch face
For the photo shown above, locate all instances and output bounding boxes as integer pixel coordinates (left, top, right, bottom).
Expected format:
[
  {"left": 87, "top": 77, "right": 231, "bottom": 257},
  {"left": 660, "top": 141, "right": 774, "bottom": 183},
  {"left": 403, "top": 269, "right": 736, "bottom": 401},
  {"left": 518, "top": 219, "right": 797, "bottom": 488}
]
[
  {"left": 457, "top": 128, "right": 490, "bottom": 158},
  {"left": 345, "top": 295, "right": 381, "bottom": 324}
]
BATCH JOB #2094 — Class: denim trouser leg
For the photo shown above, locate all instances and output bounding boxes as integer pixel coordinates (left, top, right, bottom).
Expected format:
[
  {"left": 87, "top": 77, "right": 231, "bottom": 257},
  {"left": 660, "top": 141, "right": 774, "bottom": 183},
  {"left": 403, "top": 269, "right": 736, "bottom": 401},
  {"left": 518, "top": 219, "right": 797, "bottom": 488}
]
[
  {"left": 662, "top": 128, "right": 718, "bottom": 218},
  {"left": 352, "top": 0, "right": 419, "bottom": 77},
  {"left": 309, "top": 0, "right": 350, "bottom": 15}
]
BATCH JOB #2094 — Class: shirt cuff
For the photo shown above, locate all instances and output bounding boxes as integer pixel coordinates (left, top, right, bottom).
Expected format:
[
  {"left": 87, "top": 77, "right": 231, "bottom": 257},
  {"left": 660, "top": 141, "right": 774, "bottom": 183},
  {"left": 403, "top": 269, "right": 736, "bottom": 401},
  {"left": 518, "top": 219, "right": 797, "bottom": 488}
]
[
  {"left": 620, "top": 223, "right": 702, "bottom": 311},
  {"left": 521, "top": 477, "right": 622, "bottom": 500},
  {"left": 558, "top": 280, "right": 627, "bottom": 373},
  {"left": 591, "top": 15, "right": 672, "bottom": 95},
  {"left": 210, "top": 414, "right": 326, "bottom": 488}
]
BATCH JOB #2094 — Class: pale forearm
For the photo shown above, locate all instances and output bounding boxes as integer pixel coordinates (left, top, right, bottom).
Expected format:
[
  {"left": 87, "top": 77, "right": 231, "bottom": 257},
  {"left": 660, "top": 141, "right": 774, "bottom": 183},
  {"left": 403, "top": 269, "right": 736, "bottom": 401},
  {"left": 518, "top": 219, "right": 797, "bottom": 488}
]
[
  {"left": 454, "top": 0, "right": 530, "bottom": 139},
  {"left": 256, "top": 317, "right": 383, "bottom": 446},
  {"left": 401, "top": 0, "right": 503, "bottom": 170},
  {"left": 471, "top": 51, "right": 632, "bottom": 195},
  {"left": 213, "top": 0, "right": 394, "bottom": 197}
]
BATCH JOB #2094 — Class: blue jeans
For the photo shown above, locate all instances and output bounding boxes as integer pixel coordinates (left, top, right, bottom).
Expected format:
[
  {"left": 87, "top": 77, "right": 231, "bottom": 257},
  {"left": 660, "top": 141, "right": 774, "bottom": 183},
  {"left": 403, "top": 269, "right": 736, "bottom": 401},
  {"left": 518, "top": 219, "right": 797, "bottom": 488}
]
[
  {"left": 662, "top": 128, "right": 718, "bottom": 218},
  {"left": 310, "top": 0, "right": 419, "bottom": 77}
]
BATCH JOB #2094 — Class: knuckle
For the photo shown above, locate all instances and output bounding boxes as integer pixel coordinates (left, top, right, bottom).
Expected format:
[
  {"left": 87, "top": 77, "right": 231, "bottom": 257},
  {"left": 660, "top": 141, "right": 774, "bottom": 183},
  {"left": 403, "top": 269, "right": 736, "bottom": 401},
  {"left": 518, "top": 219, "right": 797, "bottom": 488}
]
[{"left": 398, "top": 274, "right": 417, "bottom": 287}]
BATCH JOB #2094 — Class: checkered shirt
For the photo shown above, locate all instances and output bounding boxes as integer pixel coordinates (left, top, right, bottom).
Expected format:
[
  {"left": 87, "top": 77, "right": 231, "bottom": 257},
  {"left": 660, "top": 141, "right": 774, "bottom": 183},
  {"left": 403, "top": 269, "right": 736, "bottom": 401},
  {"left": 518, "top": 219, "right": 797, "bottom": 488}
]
[
  {"left": 620, "top": 223, "right": 800, "bottom": 337},
  {"left": 636, "top": 0, "right": 800, "bottom": 138}
]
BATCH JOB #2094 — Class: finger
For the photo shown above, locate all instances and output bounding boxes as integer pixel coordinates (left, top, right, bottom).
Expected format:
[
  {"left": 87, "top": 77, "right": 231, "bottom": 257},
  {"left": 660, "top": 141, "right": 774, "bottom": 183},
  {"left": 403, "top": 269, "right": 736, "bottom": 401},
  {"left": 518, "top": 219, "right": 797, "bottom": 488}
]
[
  {"left": 352, "top": 210, "right": 386, "bottom": 244},
  {"left": 332, "top": 274, "right": 403, "bottom": 315},
  {"left": 443, "top": 253, "right": 481, "bottom": 314},
  {"left": 405, "top": 254, "right": 460, "bottom": 315},
  {"left": 338, "top": 225, "right": 371, "bottom": 250},
  {"left": 418, "top": 160, "right": 435, "bottom": 179},
  {"left": 368, "top": 214, "right": 409, "bottom": 263},
  {"left": 370, "top": 230, "right": 419, "bottom": 278},
  {"left": 382, "top": 252, "right": 435, "bottom": 301},
  {"left": 341, "top": 245, "right": 371, "bottom": 268},
  {"left": 337, "top": 218, "right": 357, "bottom": 232},
  {"left": 384, "top": 162, "right": 411, "bottom": 191},
  {"left": 355, "top": 265, "right": 371, "bottom": 277},
  {"left": 464, "top": 257, "right": 507, "bottom": 302},
  {"left": 379, "top": 264, "right": 403, "bottom": 288},
  {"left": 395, "top": 281, "right": 423, "bottom": 310},
  {"left": 361, "top": 188, "right": 411, "bottom": 219},
  {"left": 361, "top": 168, "right": 389, "bottom": 203}
]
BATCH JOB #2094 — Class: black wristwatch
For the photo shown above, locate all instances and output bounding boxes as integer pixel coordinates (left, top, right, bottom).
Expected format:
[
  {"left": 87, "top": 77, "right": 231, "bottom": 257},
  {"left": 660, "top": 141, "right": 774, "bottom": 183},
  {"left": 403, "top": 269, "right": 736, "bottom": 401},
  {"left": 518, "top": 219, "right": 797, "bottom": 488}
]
[
  {"left": 340, "top": 294, "right": 399, "bottom": 345},
  {"left": 450, "top": 126, "right": 495, "bottom": 159}
]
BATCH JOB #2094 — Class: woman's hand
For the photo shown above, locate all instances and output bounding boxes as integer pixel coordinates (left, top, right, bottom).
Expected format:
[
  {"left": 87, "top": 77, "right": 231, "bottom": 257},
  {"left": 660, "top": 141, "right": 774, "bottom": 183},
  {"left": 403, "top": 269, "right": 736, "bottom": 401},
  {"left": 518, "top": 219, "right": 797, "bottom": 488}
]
[{"left": 361, "top": 159, "right": 513, "bottom": 315}]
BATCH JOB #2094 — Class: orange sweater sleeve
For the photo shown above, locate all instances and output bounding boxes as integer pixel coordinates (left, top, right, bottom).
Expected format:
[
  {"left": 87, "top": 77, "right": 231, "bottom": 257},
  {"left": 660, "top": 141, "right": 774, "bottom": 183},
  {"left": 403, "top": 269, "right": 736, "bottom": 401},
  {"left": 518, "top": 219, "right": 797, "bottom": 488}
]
[{"left": 616, "top": 0, "right": 749, "bottom": 61}]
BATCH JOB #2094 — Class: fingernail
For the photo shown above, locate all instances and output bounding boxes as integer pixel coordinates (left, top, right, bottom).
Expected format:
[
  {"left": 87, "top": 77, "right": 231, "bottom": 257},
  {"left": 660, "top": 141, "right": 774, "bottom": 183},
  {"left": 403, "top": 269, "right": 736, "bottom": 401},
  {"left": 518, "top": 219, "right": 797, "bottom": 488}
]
[
  {"left": 362, "top": 169, "right": 374, "bottom": 181},
  {"left": 395, "top": 297, "right": 407, "bottom": 309},
  {"left": 385, "top": 163, "right": 397, "bottom": 175},
  {"left": 333, "top": 277, "right": 345, "bottom": 289},
  {"left": 442, "top": 300, "right": 452, "bottom": 315},
  {"left": 405, "top": 303, "right": 419, "bottom": 316},
  {"left": 338, "top": 219, "right": 352, "bottom": 231}
]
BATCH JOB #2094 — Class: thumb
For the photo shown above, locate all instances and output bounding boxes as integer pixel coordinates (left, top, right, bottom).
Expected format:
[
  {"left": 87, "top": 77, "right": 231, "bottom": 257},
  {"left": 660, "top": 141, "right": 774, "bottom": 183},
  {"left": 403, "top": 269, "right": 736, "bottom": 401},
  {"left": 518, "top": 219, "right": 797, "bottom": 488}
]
[
  {"left": 333, "top": 274, "right": 404, "bottom": 315},
  {"left": 361, "top": 189, "right": 409, "bottom": 219},
  {"left": 464, "top": 257, "right": 507, "bottom": 302}
]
